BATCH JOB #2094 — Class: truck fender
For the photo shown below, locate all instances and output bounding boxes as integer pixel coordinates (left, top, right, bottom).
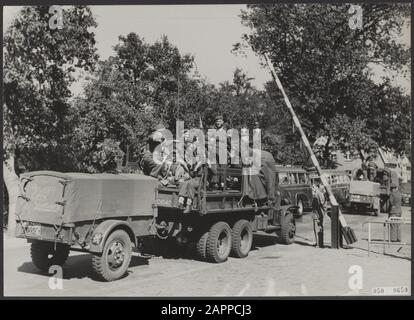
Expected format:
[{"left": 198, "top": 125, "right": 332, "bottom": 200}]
[
  {"left": 280, "top": 204, "right": 300, "bottom": 220},
  {"left": 88, "top": 220, "right": 136, "bottom": 253}
]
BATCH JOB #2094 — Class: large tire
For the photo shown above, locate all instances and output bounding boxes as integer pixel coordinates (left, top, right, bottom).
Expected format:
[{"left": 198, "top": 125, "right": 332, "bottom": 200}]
[
  {"left": 231, "top": 219, "right": 253, "bottom": 258},
  {"left": 91, "top": 229, "right": 132, "bottom": 282},
  {"left": 280, "top": 212, "right": 296, "bottom": 245},
  {"left": 30, "top": 241, "right": 70, "bottom": 272},
  {"left": 206, "top": 222, "right": 232, "bottom": 263},
  {"left": 195, "top": 231, "right": 209, "bottom": 261}
]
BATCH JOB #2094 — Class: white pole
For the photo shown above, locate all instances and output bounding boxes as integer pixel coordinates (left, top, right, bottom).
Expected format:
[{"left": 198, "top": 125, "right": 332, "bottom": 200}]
[{"left": 263, "top": 53, "right": 351, "bottom": 229}]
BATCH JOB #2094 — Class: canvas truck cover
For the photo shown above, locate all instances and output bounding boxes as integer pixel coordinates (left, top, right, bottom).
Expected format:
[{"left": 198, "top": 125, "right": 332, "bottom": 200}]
[
  {"left": 349, "top": 180, "right": 380, "bottom": 197},
  {"left": 15, "top": 171, "right": 159, "bottom": 225}
]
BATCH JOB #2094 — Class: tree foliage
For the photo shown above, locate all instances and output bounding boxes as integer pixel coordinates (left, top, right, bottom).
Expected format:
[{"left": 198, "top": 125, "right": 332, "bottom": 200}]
[
  {"left": 73, "top": 33, "right": 210, "bottom": 170},
  {"left": 3, "top": 5, "right": 98, "bottom": 172},
  {"left": 237, "top": 3, "right": 411, "bottom": 165},
  {"left": 3, "top": 5, "right": 98, "bottom": 232}
]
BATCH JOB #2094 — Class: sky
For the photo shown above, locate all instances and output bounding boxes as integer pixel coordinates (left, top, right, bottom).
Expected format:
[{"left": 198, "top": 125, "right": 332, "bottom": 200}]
[
  {"left": 3, "top": 5, "right": 411, "bottom": 94},
  {"left": 3, "top": 5, "right": 271, "bottom": 91}
]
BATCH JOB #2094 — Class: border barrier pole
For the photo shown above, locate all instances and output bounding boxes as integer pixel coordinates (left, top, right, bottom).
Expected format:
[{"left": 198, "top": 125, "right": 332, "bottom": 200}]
[{"left": 264, "top": 53, "right": 357, "bottom": 246}]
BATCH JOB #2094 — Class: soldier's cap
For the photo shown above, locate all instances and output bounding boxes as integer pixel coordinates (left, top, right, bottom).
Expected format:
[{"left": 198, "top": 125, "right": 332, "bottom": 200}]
[
  {"left": 148, "top": 124, "right": 167, "bottom": 143},
  {"left": 214, "top": 115, "right": 224, "bottom": 121},
  {"left": 367, "top": 161, "right": 376, "bottom": 168}
]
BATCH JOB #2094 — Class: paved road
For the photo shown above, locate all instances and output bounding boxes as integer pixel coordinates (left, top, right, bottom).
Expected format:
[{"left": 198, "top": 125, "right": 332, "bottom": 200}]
[{"left": 4, "top": 207, "right": 411, "bottom": 297}]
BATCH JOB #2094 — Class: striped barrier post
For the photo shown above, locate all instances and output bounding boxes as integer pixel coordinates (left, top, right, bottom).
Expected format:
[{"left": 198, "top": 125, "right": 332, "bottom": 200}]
[{"left": 264, "top": 53, "right": 357, "bottom": 245}]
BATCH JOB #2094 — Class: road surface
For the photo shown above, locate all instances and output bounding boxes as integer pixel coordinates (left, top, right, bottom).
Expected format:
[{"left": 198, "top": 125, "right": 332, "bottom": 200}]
[{"left": 4, "top": 206, "right": 411, "bottom": 297}]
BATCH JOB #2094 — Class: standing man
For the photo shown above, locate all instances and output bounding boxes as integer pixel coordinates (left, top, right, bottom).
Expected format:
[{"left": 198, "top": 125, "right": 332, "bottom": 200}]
[
  {"left": 208, "top": 114, "right": 227, "bottom": 189},
  {"left": 312, "top": 183, "right": 327, "bottom": 247},
  {"left": 389, "top": 183, "right": 402, "bottom": 242}
]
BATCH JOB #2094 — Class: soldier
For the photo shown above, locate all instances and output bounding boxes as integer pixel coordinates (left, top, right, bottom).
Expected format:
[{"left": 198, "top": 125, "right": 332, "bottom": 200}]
[
  {"left": 140, "top": 124, "right": 170, "bottom": 180},
  {"left": 312, "top": 183, "right": 327, "bottom": 247},
  {"left": 367, "top": 159, "right": 378, "bottom": 182},
  {"left": 389, "top": 183, "right": 402, "bottom": 242},
  {"left": 174, "top": 129, "right": 192, "bottom": 183},
  {"left": 212, "top": 114, "right": 226, "bottom": 134},
  {"left": 177, "top": 159, "right": 217, "bottom": 214},
  {"left": 208, "top": 114, "right": 228, "bottom": 188},
  {"left": 242, "top": 144, "right": 277, "bottom": 206}
]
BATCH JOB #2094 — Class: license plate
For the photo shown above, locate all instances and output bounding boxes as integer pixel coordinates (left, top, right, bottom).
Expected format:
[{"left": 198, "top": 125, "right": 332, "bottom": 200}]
[{"left": 26, "top": 223, "right": 41, "bottom": 237}]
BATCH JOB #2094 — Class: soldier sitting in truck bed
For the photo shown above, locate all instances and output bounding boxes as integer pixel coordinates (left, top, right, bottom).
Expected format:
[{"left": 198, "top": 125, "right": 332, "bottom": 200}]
[
  {"left": 140, "top": 124, "right": 171, "bottom": 181},
  {"left": 177, "top": 158, "right": 218, "bottom": 213},
  {"left": 242, "top": 146, "right": 277, "bottom": 207}
]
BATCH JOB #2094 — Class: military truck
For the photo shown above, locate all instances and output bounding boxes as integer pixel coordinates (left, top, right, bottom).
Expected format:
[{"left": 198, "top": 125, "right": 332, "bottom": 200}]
[
  {"left": 347, "top": 179, "right": 380, "bottom": 216},
  {"left": 276, "top": 165, "right": 313, "bottom": 216},
  {"left": 15, "top": 167, "right": 297, "bottom": 281}
]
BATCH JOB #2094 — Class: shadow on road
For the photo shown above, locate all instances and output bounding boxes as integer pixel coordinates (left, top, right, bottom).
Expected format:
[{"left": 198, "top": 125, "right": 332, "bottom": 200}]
[
  {"left": 342, "top": 210, "right": 383, "bottom": 217},
  {"left": 139, "top": 231, "right": 326, "bottom": 263},
  {"left": 350, "top": 243, "right": 411, "bottom": 261},
  {"left": 17, "top": 253, "right": 149, "bottom": 281}
]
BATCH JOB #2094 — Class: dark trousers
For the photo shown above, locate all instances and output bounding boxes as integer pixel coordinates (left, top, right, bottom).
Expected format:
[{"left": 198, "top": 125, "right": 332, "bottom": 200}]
[
  {"left": 178, "top": 177, "right": 201, "bottom": 200},
  {"left": 389, "top": 213, "right": 402, "bottom": 242}
]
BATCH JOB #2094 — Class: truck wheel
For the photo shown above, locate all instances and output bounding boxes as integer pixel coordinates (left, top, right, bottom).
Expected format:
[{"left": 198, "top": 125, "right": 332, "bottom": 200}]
[
  {"left": 30, "top": 241, "right": 70, "bottom": 272},
  {"left": 231, "top": 219, "right": 253, "bottom": 258},
  {"left": 280, "top": 212, "right": 296, "bottom": 245},
  {"left": 92, "top": 229, "right": 132, "bottom": 281},
  {"left": 206, "top": 222, "right": 232, "bottom": 263},
  {"left": 195, "top": 231, "right": 209, "bottom": 260}
]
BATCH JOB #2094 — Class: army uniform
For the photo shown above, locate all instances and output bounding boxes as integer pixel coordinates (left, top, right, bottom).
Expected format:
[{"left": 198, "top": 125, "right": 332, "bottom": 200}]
[
  {"left": 242, "top": 149, "right": 277, "bottom": 205},
  {"left": 178, "top": 163, "right": 218, "bottom": 213},
  {"left": 367, "top": 161, "right": 378, "bottom": 182},
  {"left": 311, "top": 184, "right": 327, "bottom": 247},
  {"left": 208, "top": 115, "right": 228, "bottom": 187},
  {"left": 140, "top": 124, "right": 169, "bottom": 179},
  {"left": 389, "top": 186, "right": 402, "bottom": 242}
]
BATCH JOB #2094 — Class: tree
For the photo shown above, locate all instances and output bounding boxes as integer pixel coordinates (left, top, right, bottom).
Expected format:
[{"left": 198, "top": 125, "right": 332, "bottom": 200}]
[
  {"left": 327, "top": 115, "right": 379, "bottom": 162},
  {"left": 237, "top": 3, "right": 410, "bottom": 165},
  {"left": 324, "top": 79, "right": 411, "bottom": 163},
  {"left": 3, "top": 6, "right": 98, "bottom": 233},
  {"left": 213, "top": 68, "right": 264, "bottom": 129},
  {"left": 74, "top": 33, "right": 205, "bottom": 169}
]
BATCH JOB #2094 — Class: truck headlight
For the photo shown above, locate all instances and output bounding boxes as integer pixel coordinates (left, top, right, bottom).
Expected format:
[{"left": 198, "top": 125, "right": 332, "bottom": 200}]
[{"left": 91, "top": 233, "right": 103, "bottom": 245}]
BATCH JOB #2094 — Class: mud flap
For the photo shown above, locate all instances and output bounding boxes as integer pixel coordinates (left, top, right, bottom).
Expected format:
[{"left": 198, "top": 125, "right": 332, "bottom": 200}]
[{"left": 342, "top": 226, "right": 357, "bottom": 244}]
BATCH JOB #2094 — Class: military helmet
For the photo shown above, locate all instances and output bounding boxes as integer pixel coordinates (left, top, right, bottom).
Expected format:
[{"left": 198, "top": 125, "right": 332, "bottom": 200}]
[
  {"left": 149, "top": 123, "right": 166, "bottom": 143},
  {"left": 367, "top": 161, "right": 377, "bottom": 168},
  {"left": 214, "top": 114, "right": 224, "bottom": 121}
]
